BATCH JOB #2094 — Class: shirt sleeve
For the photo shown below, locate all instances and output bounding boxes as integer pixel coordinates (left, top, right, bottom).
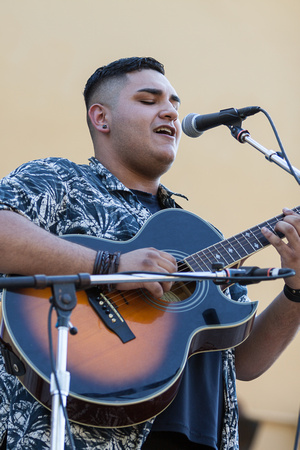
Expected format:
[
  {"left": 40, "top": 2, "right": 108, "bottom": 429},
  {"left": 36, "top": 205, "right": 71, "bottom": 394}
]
[
  {"left": 229, "top": 282, "right": 249, "bottom": 303},
  {"left": 0, "top": 159, "right": 67, "bottom": 232}
]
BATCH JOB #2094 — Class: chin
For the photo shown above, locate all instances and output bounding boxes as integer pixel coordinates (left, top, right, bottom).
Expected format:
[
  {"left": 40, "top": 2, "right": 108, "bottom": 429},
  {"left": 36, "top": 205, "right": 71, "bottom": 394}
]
[
  {"left": 161, "top": 151, "right": 177, "bottom": 167},
  {"left": 157, "top": 158, "right": 175, "bottom": 176}
]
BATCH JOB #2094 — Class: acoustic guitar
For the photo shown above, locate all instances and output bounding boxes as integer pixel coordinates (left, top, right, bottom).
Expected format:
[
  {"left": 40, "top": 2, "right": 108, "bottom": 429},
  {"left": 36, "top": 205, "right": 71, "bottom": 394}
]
[{"left": 1, "top": 207, "right": 294, "bottom": 428}]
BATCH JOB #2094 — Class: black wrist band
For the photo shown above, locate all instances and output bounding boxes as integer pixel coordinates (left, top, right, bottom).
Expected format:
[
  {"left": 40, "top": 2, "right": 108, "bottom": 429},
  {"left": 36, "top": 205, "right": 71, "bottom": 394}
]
[
  {"left": 283, "top": 284, "right": 300, "bottom": 303},
  {"left": 93, "top": 250, "right": 121, "bottom": 292}
]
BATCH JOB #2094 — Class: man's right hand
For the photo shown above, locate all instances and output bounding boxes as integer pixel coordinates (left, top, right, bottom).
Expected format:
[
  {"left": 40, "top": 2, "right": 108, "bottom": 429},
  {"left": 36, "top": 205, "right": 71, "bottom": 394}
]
[{"left": 117, "top": 248, "right": 177, "bottom": 297}]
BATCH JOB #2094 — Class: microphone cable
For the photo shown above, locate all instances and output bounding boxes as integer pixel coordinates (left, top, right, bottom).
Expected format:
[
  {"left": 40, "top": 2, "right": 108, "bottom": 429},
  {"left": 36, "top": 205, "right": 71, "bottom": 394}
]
[{"left": 258, "top": 107, "right": 300, "bottom": 185}]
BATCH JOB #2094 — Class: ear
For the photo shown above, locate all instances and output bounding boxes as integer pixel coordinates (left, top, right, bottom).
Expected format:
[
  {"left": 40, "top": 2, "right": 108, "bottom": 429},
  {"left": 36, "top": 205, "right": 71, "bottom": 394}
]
[{"left": 88, "top": 103, "right": 110, "bottom": 133}]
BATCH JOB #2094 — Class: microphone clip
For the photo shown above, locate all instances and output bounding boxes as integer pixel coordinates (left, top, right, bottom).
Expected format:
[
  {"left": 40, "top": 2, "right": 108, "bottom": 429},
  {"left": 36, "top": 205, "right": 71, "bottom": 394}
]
[{"left": 229, "top": 125, "right": 250, "bottom": 143}]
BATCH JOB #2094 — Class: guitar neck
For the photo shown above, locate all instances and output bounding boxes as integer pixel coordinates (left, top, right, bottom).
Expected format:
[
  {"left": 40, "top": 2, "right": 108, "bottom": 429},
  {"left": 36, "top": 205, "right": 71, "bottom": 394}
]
[{"left": 185, "top": 206, "right": 300, "bottom": 272}]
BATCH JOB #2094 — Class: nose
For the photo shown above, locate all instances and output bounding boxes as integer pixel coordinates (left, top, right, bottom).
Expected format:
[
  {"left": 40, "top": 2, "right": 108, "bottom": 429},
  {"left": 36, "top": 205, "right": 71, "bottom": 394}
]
[{"left": 159, "top": 103, "right": 179, "bottom": 122}]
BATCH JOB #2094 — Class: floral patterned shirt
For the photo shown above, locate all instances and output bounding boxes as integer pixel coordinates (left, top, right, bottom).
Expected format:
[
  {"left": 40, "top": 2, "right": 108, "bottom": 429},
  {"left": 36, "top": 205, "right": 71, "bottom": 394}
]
[{"left": 0, "top": 157, "right": 248, "bottom": 449}]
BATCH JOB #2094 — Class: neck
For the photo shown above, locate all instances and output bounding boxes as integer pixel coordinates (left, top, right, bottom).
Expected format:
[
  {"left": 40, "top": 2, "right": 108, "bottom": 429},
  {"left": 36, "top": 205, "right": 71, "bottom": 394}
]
[
  {"left": 126, "top": 179, "right": 160, "bottom": 195},
  {"left": 121, "top": 174, "right": 160, "bottom": 195},
  {"left": 94, "top": 154, "right": 161, "bottom": 195}
]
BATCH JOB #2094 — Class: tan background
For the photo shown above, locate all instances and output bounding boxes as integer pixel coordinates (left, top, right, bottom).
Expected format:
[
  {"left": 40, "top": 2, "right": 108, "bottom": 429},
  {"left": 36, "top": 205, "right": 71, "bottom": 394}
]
[{"left": 1, "top": 1, "right": 299, "bottom": 448}]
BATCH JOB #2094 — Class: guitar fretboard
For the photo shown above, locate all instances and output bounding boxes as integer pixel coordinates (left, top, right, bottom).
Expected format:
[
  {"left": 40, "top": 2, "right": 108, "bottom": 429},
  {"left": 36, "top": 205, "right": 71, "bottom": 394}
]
[{"left": 185, "top": 206, "right": 300, "bottom": 271}]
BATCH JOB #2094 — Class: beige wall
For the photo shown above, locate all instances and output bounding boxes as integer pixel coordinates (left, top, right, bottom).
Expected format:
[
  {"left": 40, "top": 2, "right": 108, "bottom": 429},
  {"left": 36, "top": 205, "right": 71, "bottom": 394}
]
[{"left": 1, "top": 1, "right": 299, "bottom": 448}]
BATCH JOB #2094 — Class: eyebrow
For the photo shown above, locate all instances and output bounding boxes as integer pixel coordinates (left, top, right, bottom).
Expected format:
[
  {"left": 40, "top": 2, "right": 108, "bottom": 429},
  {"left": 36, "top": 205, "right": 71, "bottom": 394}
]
[{"left": 136, "top": 88, "right": 181, "bottom": 104}]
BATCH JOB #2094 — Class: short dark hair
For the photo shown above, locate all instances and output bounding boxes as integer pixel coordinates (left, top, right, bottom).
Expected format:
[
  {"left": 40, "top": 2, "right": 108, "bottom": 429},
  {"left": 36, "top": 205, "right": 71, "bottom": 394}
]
[{"left": 83, "top": 57, "right": 165, "bottom": 108}]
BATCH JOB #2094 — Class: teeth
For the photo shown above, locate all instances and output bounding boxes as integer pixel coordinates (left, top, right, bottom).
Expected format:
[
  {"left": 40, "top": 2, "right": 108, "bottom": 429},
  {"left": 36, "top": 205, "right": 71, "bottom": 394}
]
[{"left": 155, "top": 127, "right": 173, "bottom": 136}]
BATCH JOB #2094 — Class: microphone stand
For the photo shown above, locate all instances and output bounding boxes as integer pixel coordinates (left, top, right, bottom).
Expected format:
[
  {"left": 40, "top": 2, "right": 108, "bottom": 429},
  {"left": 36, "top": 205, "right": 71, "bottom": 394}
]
[
  {"left": 229, "top": 123, "right": 300, "bottom": 449},
  {"left": 229, "top": 125, "right": 300, "bottom": 180},
  {"left": 50, "top": 282, "right": 77, "bottom": 450}
]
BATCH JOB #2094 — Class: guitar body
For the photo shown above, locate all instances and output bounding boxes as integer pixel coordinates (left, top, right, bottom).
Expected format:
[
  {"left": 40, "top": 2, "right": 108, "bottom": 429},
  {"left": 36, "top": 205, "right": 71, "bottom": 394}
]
[{"left": 1, "top": 209, "right": 257, "bottom": 428}]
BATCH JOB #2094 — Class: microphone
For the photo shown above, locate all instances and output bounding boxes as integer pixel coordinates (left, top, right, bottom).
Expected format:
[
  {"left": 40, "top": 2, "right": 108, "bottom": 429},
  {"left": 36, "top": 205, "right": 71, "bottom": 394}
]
[{"left": 182, "top": 106, "right": 261, "bottom": 138}]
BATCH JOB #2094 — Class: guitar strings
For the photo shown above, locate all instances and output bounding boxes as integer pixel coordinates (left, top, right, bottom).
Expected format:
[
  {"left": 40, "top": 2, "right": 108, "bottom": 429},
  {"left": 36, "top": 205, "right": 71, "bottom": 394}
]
[
  {"left": 102, "top": 259, "right": 204, "bottom": 309},
  {"left": 97, "top": 209, "right": 298, "bottom": 309}
]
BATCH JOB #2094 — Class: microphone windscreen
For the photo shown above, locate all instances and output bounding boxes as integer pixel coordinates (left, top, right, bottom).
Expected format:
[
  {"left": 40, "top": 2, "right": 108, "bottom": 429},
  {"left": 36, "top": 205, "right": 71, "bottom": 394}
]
[{"left": 181, "top": 113, "right": 203, "bottom": 138}]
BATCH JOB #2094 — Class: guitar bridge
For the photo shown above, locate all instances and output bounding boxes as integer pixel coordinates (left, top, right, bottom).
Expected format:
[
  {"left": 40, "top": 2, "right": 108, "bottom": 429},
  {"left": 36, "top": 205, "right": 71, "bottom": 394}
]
[{"left": 87, "top": 290, "right": 135, "bottom": 344}]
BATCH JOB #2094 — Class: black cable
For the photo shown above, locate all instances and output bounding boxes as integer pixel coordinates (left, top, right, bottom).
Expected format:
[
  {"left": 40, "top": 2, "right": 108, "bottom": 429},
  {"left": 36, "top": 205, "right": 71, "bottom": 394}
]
[
  {"left": 258, "top": 108, "right": 300, "bottom": 185},
  {"left": 294, "top": 408, "right": 300, "bottom": 450},
  {"left": 48, "top": 303, "right": 76, "bottom": 450},
  {"left": 252, "top": 109, "right": 300, "bottom": 448}
]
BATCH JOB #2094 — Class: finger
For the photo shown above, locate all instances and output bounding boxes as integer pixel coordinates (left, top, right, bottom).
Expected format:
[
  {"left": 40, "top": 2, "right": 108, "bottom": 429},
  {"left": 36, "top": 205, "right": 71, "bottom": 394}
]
[
  {"left": 282, "top": 207, "right": 299, "bottom": 217},
  {"left": 158, "top": 250, "right": 177, "bottom": 265},
  {"left": 115, "top": 248, "right": 176, "bottom": 295},
  {"left": 261, "top": 226, "right": 284, "bottom": 248},
  {"left": 275, "top": 220, "right": 300, "bottom": 247},
  {"left": 139, "top": 256, "right": 175, "bottom": 296},
  {"left": 262, "top": 224, "right": 300, "bottom": 269},
  {"left": 261, "top": 226, "right": 293, "bottom": 263},
  {"left": 141, "top": 281, "right": 165, "bottom": 297},
  {"left": 156, "top": 250, "right": 177, "bottom": 273},
  {"left": 282, "top": 210, "right": 300, "bottom": 225},
  {"left": 282, "top": 217, "right": 300, "bottom": 238},
  {"left": 154, "top": 251, "right": 177, "bottom": 293},
  {"left": 116, "top": 278, "right": 165, "bottom": 297}
]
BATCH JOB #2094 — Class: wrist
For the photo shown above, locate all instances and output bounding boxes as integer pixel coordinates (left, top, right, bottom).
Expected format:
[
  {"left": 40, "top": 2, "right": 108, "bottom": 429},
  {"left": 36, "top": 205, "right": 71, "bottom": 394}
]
[
  {"left": 93, "top": 250, "right": 121, "bottom": 292},
  {"left": 283, "top": 284, "right": 300, "bottom": 303}
]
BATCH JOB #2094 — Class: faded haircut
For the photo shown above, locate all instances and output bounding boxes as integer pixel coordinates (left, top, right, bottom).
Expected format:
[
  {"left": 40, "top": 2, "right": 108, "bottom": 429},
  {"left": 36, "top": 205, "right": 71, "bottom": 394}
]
[{"left": 83, "top": 57, "right": 165, "bottom": 109}]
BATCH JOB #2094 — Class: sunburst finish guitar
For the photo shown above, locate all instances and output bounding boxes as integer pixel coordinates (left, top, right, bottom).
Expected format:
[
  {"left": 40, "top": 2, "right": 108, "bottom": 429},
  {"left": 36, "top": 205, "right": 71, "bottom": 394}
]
[{"left": 1, "top": 208, "right": 295, "bottom": 428}]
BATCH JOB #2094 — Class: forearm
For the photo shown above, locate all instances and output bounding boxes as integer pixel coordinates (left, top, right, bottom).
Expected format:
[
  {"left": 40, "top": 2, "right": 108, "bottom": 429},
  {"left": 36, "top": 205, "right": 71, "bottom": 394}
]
[
  {"left": 0, "top": 210, "right": 178, "bottom": 297},
  {"left": 0, "top": 210, "right": 96, "bottom": 276},
  {"left": 235, "top": 291, "right": 300, "bottom": 381}
]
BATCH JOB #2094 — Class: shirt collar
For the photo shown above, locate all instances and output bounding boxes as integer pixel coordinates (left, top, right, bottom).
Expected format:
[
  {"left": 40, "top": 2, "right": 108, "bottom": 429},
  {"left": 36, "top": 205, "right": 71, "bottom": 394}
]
[
  {"left": 89, "top": 157, "right": 130, "bottom": 192},
  {"left": 88, "top": 156, "right": 188, "bottom": 207}
]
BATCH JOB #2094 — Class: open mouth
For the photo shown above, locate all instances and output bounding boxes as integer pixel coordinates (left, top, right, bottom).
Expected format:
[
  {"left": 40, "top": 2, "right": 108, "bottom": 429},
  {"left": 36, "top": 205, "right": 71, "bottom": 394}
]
[{"left": 154, "top": 126, "right": 175, "bottom": 137}]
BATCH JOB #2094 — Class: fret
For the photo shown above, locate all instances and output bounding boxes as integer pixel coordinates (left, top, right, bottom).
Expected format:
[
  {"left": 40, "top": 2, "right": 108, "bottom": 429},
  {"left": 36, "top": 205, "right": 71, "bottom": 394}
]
[
  {"left": 247, "top": 225, "right": 270, "bottom": 247},
  {"left": 197, "top": 253, "right": 214, "bottom": 271},
  {"left": 230, "top": 235, "right": 249, "bottom": 259},
  {"left": 233, "top": 234, "right": 255, "bottom": 255},
  {"left": 240, "top": 230, "right": 258, "bottom": 251},
  {"left": 188, "top": 241, "right": 235, "bottom": 271},
  {"left": 255, "top": 218, "right": 284, "bottom": 242},
  {"left": 205, "top": 246, "right": 224, "bottom": 265},
  {"left": 264, "top": 219, "right": 281, "bottom": 236},
  {"left": 186, "top": 253, "right": 211, "bottom": 272},
  {"left": 185, "top": 205, "right": 300, "bottom": 272},
  {"left": 215, "top": 241, "right": 236, "bottom": 263},
  {"left": 220, "top": 237, "right": 244, "bottom": 262},
  {"left": 242, "top": 228, "right": 263, "bottom": 252},
  {"left": 207, "top": 241, "right": 238, "bottom": 266}
]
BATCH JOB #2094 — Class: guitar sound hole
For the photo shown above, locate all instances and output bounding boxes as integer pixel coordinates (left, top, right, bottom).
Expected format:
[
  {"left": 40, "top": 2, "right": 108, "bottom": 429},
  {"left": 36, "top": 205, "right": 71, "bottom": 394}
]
[{"left": 161, "top": 280, "right": 197, "bottom": 303}]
